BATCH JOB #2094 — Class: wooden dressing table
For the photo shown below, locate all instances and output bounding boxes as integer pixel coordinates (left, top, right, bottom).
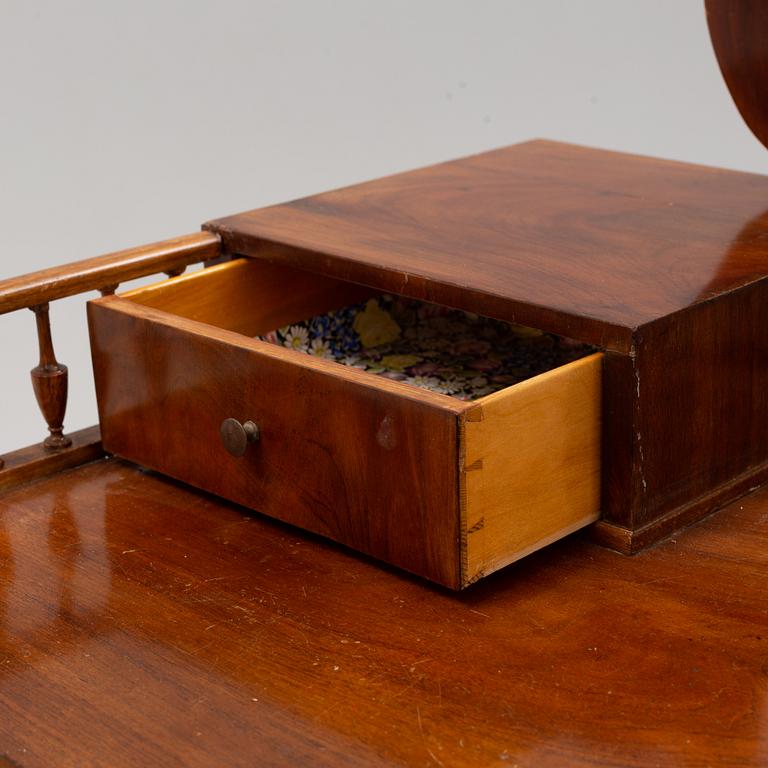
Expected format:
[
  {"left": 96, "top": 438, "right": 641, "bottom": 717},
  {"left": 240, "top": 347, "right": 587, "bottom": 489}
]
[{"left": 1, "top": 2, "right": 767, "bottom": 765}]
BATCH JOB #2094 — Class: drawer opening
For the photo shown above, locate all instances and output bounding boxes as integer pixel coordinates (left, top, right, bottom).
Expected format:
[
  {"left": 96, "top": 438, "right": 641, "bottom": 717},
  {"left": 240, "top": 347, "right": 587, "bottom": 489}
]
[
  {"left": 256, "top": 292, "right": 596, "bottom": 401},
  {"left": 123, "top": 257, "right": 598, "bottom": 404}
]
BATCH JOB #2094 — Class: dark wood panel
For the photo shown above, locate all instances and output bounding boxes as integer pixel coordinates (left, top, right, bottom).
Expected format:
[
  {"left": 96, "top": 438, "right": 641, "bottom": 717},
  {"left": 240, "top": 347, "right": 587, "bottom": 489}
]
[
  {"left": 0, "top": 232, "right": 221, "bottom": 315},
  {"left": 206, "top": 140, "right": 768, "bottom": 350},
  {"left": 635, "top": 279, "right": 768, "bottom": 528},
  {"left": 1, "top": 458, "right": 767, "bottom": 766},
  {"left": 604, "top": 282, "right": 768, "bottom": 530},
  {"left": 706, "top": 0, "right": 768, "bottom": 151},
  {"left": 598, "top": 277, "right": 768, "bottom": 535},
  {"left": 88, "top": 297, "right": 463, "bottom": 587},
  {"left": 594, "top": 452, "right": 768, "bottom": 554}
]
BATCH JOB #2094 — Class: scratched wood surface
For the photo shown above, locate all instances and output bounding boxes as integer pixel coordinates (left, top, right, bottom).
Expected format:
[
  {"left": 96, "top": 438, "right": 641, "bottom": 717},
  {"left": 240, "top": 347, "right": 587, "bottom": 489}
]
[{"left": 0, "top": 458, "right": 766, "bottom": 767}]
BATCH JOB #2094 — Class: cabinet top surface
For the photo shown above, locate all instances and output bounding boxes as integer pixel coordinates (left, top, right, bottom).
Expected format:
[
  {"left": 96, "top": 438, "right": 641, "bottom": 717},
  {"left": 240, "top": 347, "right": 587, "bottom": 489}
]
[{"left": 206, "top": 140, "right": 768, "bottom": 339}]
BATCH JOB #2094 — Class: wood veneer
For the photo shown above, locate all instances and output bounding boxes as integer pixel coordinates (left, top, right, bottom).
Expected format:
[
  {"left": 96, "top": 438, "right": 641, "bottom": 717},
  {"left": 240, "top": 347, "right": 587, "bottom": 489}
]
[
  {"left": 205, "top": 140, "right": 768, "bottom": 349},
  {"left": 88, "top": 259, "right": 602, "bottom": 587},
  {"left": 205, "top": 139, "right": 768, "bottom": 551},
  {"left": 89, "top": 293, "right": 463, "bottom": 587},
  {"left": 0, "top": 457, "right": 766, "bottom": 767}
]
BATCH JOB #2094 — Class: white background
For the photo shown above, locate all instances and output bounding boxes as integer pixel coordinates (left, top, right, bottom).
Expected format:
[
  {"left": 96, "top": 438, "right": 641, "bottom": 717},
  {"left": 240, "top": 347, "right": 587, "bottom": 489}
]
[{"left": 2, "top": 0, "right": 767, "bottom": 454}]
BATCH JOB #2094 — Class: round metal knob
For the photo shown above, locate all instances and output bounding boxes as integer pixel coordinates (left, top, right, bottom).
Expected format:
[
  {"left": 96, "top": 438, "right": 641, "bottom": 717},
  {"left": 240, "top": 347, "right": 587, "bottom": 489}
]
[{"left": 220, "top": 418, "right": 260, "bottom": 457}]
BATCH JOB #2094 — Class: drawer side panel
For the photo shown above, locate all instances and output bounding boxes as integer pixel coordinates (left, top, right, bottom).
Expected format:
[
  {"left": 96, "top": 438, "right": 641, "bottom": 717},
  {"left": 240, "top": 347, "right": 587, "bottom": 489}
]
[{"left": 461, "top": 353, "right": 602, "bottom": 585}]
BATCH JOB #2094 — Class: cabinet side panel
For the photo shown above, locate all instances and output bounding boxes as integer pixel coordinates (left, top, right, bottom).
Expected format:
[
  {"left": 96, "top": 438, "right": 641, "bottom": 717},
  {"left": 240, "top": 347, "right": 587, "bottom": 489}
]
[
  {"left": 461, "top": 353, "right": 602, "bottom": 585},
  {"left": 88, "top": 299, "right": 461, "bottom": 588},
  {"left": 632, "top": 278, "right": 768, "bottom": 528}
]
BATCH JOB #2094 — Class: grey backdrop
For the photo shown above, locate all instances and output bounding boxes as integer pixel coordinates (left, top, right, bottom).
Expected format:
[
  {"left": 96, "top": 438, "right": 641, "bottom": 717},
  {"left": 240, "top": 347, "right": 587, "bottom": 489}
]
[{"left": 2, "top": 0, "right": 767, "bottom": 454}]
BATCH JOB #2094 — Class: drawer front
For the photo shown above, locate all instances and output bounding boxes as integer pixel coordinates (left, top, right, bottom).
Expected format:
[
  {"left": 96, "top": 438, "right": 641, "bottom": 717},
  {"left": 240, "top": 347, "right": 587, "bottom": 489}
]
[{"left": 89, "top": 298, "right": 463, "bottom": 587}]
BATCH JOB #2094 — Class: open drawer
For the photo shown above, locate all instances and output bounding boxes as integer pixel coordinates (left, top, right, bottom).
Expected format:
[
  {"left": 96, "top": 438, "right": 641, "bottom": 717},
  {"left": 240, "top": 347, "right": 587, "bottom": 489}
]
[{"left": 88, "top": 258, "right": 602, "bottom": 589}]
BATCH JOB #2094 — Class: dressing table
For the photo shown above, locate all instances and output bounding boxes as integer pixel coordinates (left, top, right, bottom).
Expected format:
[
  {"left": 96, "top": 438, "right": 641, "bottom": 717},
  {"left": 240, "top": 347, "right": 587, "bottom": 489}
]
[{"left": 1, "top": 1, "right": 767, "bottom": 764}]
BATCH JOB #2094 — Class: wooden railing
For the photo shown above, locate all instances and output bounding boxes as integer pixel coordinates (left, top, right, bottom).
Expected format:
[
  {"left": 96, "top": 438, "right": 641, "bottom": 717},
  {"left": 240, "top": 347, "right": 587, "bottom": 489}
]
[{"left": 0, "top": 231, "right": 223, "bottom": 486}]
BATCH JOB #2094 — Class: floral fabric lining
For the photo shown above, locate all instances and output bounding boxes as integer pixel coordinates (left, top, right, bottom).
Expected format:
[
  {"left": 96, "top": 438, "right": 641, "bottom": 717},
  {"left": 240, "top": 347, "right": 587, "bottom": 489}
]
[{"left": 258, "top": 295, "right": 595, "bottom": 401}]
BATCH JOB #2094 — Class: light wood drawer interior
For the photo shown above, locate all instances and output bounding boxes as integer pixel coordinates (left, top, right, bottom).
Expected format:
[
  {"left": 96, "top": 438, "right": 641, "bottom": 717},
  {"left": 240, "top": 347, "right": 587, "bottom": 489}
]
[{"left": 89, "top": 258, "right": 602, "bottom": 588}]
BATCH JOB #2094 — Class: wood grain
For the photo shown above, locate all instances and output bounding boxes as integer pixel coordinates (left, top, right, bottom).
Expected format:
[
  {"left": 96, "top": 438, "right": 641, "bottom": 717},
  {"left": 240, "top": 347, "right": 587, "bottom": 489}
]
[
  {"left": 461, "top": 352, "right": 602, "bottom": 585},
  {"left": 0, "top": 232, "right": 221, "bottom": 315},
  {"left": 206, "top": 140, "right": 768, "bottom": 351},
  {"left": 0, "top": 457, "right": 767, "bottom": 767},
  {"left": 0, "top": 425, "right": 103, "bottom": 492},
  {"left": 603, "top": 278, "right": 768, "bottom": 532},
  {"left": 706, "top": 0, "right": 768, "bottom": 151},
  {"left": 90, "top": 266, "right": 607, "bottom": 587},
  {"left": 88, "top": 296, "right": 464, "bottom": 587},
  {"left": 0, "top": 231, "right": 221, "bottom": 473},
  {"left": 204, "top": 140, "right": 768, "bottom": 552},
  {"left": 124, "top": 257, "right": 373, "bottom": 337}
]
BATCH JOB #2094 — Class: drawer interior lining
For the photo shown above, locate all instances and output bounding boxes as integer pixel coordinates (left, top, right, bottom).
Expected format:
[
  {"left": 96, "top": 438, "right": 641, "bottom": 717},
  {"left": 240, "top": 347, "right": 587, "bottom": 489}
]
[{"left": 256, "top": 292, "right": 595, "bottom": 401}]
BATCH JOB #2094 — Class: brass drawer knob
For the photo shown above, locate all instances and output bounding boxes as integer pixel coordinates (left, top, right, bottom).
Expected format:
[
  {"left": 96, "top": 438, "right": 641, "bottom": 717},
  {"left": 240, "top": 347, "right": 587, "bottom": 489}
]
[{"left": 220, "top": 418, "right": 260, "bottom": 457}]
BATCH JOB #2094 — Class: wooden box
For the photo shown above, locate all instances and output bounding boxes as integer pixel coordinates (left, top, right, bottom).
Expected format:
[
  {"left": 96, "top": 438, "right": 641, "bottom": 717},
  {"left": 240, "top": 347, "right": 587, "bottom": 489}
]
[{"left": 89, "top": 139, "right": 768, "bottom": 587}]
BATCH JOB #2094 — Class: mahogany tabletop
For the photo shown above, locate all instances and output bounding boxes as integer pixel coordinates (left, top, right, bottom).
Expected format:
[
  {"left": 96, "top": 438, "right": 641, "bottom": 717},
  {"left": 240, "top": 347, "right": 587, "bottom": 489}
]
[
  {"left": 207, "top": 140, "right": 768, "bottom": 350},
  {"left": 0, "top": 457, "right": 766, "bottom": 767}
]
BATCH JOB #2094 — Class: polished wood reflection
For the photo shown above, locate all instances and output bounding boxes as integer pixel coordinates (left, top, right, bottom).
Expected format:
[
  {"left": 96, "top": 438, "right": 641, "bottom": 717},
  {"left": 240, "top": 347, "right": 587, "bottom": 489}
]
[
  {"left": 706, "top": 0, "right": 768, "bottom": 151},
  {"left": 0, "top": 459, "right": 766, "bottom": 766},
  {"left": 204, "top": 141, "right": 768, "bottom": 549},
  {"left": 207, "top": 140, "right": 768, "bottom": 350}
]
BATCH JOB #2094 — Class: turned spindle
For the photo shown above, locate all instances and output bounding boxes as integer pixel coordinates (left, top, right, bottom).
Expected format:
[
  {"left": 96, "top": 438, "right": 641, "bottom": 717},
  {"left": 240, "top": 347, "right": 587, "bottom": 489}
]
[{"left": 30, "top": 303, "right": 72, "bottom": 450}]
